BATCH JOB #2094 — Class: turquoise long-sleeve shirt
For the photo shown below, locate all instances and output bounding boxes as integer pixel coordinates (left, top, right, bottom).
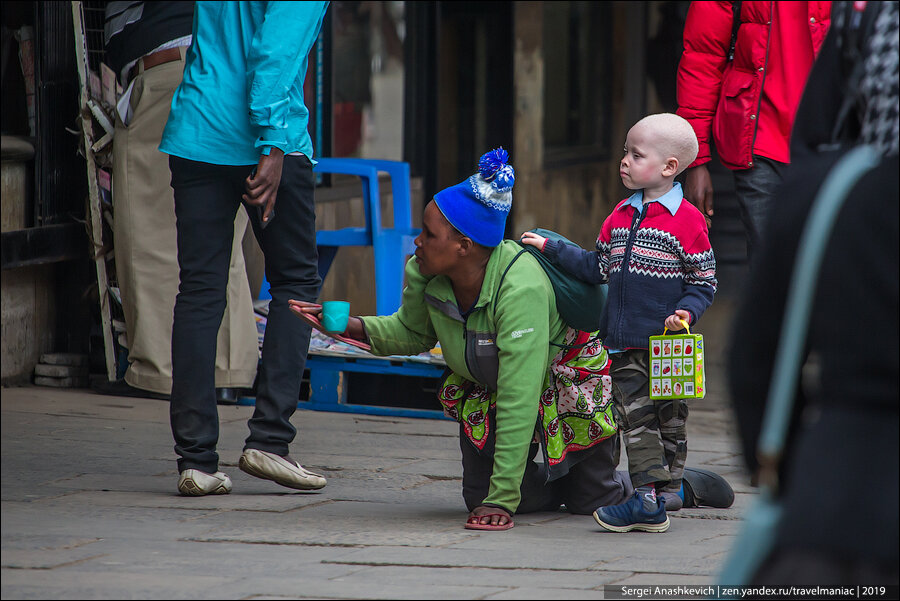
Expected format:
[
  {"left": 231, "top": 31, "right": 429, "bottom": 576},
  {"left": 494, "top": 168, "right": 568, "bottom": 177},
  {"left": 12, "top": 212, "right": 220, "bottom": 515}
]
[{"left": 160, "top": 1, "right": 329, "bottom": 166}]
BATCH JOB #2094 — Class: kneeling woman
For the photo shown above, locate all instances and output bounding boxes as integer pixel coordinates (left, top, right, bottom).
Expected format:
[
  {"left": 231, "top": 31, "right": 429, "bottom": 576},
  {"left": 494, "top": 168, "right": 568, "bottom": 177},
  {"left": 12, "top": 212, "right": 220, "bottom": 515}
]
[{"left": 292, "top": 150, "right": 632, "bottom": 530}]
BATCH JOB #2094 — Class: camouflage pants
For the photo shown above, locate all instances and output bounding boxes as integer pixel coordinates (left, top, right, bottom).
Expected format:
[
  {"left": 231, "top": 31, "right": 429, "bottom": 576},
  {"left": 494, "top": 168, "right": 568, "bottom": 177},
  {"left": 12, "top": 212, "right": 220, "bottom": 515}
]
[{"left": 609, "top": 349, "right": 689, "bottom": 491}]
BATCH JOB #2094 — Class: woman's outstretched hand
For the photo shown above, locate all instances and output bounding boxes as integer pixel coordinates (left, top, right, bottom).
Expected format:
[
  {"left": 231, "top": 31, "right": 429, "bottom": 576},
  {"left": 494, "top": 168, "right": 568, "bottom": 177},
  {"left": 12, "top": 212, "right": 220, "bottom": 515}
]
[
  {"left": 288, "top": 299, "right": 367, "bottom": 341},
  {"left": 289, "top": 299, "right": 322, "bottom": 317}
]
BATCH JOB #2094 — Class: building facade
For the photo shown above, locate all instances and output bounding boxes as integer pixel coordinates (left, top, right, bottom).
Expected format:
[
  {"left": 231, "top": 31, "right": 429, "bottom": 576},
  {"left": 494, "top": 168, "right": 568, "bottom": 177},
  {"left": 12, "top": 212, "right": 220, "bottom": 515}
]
[{"left": 3, "top": 1, "right": 719, "bottom": 384}]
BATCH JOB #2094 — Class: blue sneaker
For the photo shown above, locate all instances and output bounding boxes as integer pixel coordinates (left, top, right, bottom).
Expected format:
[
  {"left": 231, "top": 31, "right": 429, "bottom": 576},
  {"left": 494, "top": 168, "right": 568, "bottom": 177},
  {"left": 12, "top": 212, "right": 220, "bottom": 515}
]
[{"left": 593, "top": 491, "right": 670, "bottom": 533}]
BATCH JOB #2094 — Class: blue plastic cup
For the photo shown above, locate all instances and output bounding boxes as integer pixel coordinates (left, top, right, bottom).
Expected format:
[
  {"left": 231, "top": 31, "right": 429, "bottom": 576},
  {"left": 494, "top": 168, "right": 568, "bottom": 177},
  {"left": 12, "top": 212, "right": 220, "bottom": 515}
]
[{"left": 321, "top": 301, "right": 350, "bottom": 334}]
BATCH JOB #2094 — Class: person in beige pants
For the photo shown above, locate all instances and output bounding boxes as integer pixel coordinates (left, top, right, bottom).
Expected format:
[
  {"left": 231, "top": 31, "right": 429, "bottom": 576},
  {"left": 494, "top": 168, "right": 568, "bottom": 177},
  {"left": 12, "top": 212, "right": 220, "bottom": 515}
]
[{"left": 102, "top": 39, "right": 258, "bottom": 399}]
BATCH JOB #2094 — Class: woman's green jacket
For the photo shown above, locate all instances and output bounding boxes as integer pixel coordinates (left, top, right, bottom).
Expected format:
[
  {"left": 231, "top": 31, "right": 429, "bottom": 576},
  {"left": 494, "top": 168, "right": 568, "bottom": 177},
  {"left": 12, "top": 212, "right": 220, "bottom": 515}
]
[{"left": 360, "top": 240, "right": 567, "bottom": 512}]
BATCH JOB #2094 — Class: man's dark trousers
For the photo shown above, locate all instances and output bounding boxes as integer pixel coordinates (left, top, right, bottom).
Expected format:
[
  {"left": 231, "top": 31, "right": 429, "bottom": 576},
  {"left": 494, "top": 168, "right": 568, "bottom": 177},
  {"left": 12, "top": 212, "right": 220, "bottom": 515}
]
[{"left": 168, "top": 154, "right": 320, "bottom": 474}]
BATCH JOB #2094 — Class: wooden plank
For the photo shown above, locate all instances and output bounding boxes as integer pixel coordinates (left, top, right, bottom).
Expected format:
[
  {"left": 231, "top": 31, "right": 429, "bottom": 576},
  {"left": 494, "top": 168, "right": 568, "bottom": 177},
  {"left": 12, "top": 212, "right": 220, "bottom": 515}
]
[
  {"left": 0, "top": 223, "right": 85, "bottom": 269},
  {"left": 70, "top": 1, "right": 117, "bottom": 382}
]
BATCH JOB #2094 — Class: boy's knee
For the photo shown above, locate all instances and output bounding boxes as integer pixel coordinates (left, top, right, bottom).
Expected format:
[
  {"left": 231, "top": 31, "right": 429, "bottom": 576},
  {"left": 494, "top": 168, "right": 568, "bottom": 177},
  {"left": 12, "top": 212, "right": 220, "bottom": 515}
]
[
  {"left": 657, "top": 399, "right": 689, "bottom": 424},
  {"left": 622, "top": 403, "right": 659, "bottom": 431}
]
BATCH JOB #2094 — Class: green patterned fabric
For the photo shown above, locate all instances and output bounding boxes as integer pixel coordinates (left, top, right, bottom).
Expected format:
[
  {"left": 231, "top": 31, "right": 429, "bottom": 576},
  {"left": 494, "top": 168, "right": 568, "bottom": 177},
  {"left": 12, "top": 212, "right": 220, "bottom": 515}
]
[{"left": 438, "top": 328, "right": 617, "bottom": 468}]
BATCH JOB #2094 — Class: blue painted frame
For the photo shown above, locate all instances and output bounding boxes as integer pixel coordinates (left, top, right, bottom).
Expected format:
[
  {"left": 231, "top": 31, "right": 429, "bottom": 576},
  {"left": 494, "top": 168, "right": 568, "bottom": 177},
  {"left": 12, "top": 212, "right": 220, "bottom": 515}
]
[
  {"left": 252, "top": 158, "right": 441, "bottom": 418},
  {"left": 238, "top": 355, "right": 449, "bottom": 420},
  {"left": 312, "top": 158, "right": 420, "bottom": 316}
]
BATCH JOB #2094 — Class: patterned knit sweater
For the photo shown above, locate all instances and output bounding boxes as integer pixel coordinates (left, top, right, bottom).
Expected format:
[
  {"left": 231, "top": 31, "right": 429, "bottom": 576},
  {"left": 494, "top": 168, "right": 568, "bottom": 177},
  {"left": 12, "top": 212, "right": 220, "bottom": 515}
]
[{"left": 543, "top": 198, "right": 717, "bottom": 350}]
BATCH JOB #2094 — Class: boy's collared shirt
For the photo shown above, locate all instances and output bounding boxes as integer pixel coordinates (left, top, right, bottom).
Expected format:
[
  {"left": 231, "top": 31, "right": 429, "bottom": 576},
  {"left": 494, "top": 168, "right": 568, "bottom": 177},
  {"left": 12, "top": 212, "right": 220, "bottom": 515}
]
[{"left": 622, "top": 182, "right": 684, "bottom": 216}]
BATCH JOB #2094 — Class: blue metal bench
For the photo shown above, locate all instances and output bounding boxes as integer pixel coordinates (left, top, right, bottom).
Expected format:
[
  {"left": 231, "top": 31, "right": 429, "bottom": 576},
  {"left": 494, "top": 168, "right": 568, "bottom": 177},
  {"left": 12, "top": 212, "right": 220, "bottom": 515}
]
[
  {"left": 257, "top": 158, "right": 419, "bottom": 316},
  {"left": 312, "top": 158, "right": 419, "bottom": 316},
  {"left": 248, "top": 158, "right": 446, "bottom": 419},
  {"left": 302, "top": 355, "right": 448, "bottom": 420}
]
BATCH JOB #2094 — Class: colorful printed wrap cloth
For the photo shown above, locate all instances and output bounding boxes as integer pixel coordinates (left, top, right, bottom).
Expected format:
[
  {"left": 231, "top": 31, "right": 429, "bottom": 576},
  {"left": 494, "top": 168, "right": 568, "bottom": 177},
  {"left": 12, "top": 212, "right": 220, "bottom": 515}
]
[{"left": 438, "top": 329, "right": 617, "bottom": 478}]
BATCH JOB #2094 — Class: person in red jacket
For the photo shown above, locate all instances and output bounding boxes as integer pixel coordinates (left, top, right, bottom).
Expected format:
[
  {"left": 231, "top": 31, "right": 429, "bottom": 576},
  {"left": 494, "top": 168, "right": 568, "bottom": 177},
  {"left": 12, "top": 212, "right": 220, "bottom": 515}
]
[{"left": 676, "top": 1, "right": 831, "bottom": 253}]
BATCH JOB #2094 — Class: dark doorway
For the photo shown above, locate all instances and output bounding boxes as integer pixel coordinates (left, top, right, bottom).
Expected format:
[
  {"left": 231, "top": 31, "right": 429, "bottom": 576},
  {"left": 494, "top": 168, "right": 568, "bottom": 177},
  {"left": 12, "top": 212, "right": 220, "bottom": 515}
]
[{"left": 405, "top": 1, "right": 514, "bottom": 204}]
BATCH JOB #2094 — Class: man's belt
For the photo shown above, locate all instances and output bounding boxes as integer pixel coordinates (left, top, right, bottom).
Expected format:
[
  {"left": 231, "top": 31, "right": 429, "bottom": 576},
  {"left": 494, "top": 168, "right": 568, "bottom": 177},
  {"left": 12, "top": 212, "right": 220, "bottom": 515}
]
[{"left": 129, "top": 47, "right": 184, "bottom": 82}]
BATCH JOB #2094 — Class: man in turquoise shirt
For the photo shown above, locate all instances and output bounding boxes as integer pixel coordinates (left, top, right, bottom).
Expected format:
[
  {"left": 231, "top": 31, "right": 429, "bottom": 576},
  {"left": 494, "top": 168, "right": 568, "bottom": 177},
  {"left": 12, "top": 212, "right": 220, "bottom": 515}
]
[{"left": 159, "top": 1, "right": 330, "bottom": 496}]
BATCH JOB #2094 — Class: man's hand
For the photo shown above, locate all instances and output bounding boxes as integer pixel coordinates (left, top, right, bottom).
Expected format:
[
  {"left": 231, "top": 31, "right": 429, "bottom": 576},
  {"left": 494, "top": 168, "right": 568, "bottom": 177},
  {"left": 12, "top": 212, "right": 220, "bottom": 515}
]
[
  {"left": 519, "top": 231, "right": 547, "bottom": 251},
  {"left": 243, "top": 147, "right": 285, "bottom": 224},
  {"left": 664, "top": 310, "right": 692, "bottom": 332},
  {"left": 683, "top": 165, "right": 714, "bottom": 228}
]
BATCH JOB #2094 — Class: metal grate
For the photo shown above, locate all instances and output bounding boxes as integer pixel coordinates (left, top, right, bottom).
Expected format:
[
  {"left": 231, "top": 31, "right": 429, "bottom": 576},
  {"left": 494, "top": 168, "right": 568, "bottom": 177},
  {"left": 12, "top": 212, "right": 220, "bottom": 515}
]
[
  {"left": 82, "top": 2, "right": 107, "bottom": 73},
  {"left": 33, "top": 1, "right": 84, "bottom": 226}
]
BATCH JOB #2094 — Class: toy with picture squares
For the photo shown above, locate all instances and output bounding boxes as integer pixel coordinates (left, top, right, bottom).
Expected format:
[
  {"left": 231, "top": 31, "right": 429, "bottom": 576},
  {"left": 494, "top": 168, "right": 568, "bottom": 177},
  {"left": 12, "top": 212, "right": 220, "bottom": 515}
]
[{"left": 649, "top": 319, "right": 706, "bottom": 400}]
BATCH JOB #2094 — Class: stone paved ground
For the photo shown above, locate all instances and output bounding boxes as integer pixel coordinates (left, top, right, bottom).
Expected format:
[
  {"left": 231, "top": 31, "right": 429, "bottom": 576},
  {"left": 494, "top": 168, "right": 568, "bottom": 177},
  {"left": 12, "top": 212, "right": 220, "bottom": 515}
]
[{"left": 2, "top": 292, "right": 754, "bottom": 600}]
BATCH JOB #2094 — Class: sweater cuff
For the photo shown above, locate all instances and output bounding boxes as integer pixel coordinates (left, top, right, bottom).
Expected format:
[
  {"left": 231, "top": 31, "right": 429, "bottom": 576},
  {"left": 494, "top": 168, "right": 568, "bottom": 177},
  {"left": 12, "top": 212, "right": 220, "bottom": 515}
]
[
  {"left": 542, "top": 238, "right": 560, "bottom": 260},
  {"left": 359, "top": 319, "right": 372, "bottom": 345},
  {"left": 678, "top": 309, "right": 696, "bottom": 326}
]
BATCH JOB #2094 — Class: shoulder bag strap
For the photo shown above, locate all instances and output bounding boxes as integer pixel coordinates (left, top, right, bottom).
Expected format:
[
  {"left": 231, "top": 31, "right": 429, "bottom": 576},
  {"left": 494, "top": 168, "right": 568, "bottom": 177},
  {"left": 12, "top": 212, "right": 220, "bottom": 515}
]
[
  {"left": 718, "top": 145, "right": 881, "bottom": 589},
  {"left": 495, "top": 248, "right": 599, "bottom": 350}
]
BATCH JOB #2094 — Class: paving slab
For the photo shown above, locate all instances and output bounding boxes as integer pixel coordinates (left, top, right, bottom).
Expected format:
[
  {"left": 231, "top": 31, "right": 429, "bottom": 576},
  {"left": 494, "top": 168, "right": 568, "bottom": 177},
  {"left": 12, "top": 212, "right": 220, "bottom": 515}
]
[
  {"left": 327, "top": 564, "right": 634, "bottom": 590},
  {"left": 1, "top": 535, "right": 106, "bottom": 570},
  {"left": 29, "top": 489, "right": 335, "bottom": 513},
  {"left": 184, "top": 499, "right": 480, "bottom": 547},
  {"left": 320, "top": 471, "right": 463, "bottom": 505},
  {"left": 322, "top": 544, "right": 613, "bottom": 571},
  {"left": 612, "top": 572, "right": 715, "bottom": 586},
  {"left": 230, "top": 576, "right": 510, "bottom": 600},
  {"left": 484, "top": 588, "right": 605, "bottom": 600}
]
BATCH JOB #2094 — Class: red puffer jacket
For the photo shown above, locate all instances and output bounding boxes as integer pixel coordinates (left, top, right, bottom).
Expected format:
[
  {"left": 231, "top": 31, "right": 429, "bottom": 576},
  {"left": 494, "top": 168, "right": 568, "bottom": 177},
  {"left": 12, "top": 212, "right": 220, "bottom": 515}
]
[{"left": 676, "top": 1, "right": 831, "bottom": 170}]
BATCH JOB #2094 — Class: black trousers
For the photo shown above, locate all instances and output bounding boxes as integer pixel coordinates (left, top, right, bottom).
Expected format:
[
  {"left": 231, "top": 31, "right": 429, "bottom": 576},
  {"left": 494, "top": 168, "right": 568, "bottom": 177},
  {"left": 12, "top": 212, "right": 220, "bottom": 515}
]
[
  {"left": 459, "top": 419, "right": 633, "bottom": 515},
  {"left": 168, "top": 155, "right": 320, "bottom": 473}
]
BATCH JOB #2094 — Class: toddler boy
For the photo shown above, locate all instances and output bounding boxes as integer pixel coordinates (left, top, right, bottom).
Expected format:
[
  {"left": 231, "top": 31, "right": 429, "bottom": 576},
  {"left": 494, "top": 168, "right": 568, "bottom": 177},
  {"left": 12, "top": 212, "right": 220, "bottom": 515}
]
[{"left": 521, "top": 113, "right": 717, "bottom": 532}]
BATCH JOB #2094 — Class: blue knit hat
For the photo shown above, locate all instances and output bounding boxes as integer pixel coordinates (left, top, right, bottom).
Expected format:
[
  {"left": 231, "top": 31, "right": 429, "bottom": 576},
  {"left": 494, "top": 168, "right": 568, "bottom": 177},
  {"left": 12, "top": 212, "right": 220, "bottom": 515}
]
[{"left": 433, "top": 148, "right": 515, "bottom": 247}]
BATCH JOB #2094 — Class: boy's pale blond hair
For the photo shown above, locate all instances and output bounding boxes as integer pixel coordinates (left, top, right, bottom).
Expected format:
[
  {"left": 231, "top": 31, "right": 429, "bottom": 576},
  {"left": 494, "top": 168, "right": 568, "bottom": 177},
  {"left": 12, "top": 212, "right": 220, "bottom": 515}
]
[{"left": 633, "top": 113, "right": 699, "bottom": 175}]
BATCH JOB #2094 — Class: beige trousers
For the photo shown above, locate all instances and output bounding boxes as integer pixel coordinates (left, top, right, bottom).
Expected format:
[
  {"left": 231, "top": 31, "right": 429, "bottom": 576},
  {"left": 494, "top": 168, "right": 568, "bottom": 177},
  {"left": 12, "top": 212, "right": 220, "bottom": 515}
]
[{"left": 112, "top": 57, "right": 258, "bottom": 394}]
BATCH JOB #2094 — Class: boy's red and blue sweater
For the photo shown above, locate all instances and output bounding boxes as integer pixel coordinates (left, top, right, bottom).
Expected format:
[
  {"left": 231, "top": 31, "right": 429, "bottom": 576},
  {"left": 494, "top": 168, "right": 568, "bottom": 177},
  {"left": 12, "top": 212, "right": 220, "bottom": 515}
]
[{"left": 542, "top": 198, "right": 717, "bottom": 350}]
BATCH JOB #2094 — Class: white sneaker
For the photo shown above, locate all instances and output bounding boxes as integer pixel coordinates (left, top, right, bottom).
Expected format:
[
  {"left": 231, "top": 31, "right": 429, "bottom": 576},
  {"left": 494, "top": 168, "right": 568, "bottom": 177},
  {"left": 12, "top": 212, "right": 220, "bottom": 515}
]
[
  {"left": 239, "top": 449, "right": 326, "bottom": 491},
  {"left": 178, "top": 469, "right": 233, "bottom": 496}
]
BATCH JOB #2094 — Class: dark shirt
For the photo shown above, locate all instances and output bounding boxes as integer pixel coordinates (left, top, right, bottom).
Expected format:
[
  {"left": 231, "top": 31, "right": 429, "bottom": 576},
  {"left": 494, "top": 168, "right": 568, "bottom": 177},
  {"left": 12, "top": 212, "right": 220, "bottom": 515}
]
[
  {"left": 729, "top": 151, "right": 898, "bottom": 563},
  {"left": 103, "top": 1, "right": 195, "bottom": 79}
]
